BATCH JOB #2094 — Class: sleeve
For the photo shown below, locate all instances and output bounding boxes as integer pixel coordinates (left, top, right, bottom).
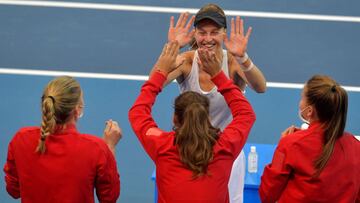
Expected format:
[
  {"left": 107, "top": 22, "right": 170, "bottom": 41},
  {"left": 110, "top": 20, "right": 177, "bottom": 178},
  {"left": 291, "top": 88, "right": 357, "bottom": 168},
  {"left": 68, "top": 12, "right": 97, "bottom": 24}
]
[
  {"left": 213, "top": 71, "right": 256, "bottom": 158},
  {"left": 95, "top": 145, "right": 120, "bottom": 203},
  {"left": 259, "top": 138, "right": 293, "bottom": 203},
  {"left": 3, "top": 139, "right": 20, "bottom": 199},
  {"left": 128, "top": 71, "right": 167, "bottom": 161}
]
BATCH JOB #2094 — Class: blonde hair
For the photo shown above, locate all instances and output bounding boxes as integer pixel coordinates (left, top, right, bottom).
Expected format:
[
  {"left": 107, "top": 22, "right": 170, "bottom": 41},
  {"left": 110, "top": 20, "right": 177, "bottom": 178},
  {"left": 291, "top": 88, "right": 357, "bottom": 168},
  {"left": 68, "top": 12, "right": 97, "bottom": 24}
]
[{"left": 36, "top": 76, "right": 81, "bottom": 154}]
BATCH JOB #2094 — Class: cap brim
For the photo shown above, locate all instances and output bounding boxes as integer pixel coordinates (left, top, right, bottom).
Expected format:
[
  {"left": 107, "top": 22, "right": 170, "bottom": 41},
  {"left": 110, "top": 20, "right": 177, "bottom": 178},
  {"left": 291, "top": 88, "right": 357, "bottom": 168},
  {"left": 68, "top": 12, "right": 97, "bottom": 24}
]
[{"left": 195, "top": 16, "right": 225, "bottom": 28}]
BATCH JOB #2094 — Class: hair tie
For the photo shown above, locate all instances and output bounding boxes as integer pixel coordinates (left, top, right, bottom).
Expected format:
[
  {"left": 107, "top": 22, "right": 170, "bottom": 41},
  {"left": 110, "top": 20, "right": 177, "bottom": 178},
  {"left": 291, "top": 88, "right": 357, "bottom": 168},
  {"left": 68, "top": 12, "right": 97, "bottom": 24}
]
[
  {"left": 331, "top": 85, "right": 337, "bottom": 92},
  {"left": 47, "top": 95, "right": 55, "bottom": 103},
  {"left": 40, "top": 136, "right": 46, "bottom": 141}
]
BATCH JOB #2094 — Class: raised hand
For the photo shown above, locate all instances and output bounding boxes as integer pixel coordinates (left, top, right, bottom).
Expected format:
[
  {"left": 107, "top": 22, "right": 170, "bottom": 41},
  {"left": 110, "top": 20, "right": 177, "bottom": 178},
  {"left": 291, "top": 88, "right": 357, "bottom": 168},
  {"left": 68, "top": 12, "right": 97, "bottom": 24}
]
[
  {"left": 168, "top": 12, "right": 195, "bottom": 48},
  {"left": 224, "top": 16, "right": 252, "bottom": 57},
  {"left": 103, "top": 119, "right": 122, "bottom": 155},
  {"left": 156, "top": 41, "right": 180, "bottom": 74},
  {"left": 197, "top": 48, "right": 222, "bottom": 77}
]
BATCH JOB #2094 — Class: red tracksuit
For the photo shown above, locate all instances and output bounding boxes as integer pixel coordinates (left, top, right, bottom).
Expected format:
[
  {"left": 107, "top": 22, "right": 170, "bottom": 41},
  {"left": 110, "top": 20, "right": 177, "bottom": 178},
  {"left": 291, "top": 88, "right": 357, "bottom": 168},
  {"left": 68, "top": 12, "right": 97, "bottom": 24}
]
[
  {"left": 259, "top": 122, "right": 360, "bottom": 203},
  {"left": 129, "top": 71, "right": 256, "bottom": 203},
  {"left": 4, "top": 124, "right": 120, "bottom": 203}
]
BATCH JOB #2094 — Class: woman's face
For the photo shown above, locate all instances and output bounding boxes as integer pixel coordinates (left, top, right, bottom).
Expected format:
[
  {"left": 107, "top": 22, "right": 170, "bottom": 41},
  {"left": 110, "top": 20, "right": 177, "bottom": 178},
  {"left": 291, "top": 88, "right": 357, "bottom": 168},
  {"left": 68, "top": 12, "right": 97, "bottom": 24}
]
[
  {"left": 299, "top": 88, "right": 313, "bottom": 123},
  {"left": 299, "top": 89, "right": 308, "bottom": 111},
  {"left": 194, "top": 19, "right": 225, "bottom": 52}
]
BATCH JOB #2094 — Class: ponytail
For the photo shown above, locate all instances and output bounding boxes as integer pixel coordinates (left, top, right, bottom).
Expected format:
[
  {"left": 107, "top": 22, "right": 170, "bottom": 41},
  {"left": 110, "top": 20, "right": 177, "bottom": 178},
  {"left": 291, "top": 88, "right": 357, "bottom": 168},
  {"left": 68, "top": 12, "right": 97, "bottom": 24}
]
[
  {"left": 174, "top": 93, "right": 219, "bottom": 178},
  {"left": 305, "top": 76, "right": 348, "bottom": 177}
]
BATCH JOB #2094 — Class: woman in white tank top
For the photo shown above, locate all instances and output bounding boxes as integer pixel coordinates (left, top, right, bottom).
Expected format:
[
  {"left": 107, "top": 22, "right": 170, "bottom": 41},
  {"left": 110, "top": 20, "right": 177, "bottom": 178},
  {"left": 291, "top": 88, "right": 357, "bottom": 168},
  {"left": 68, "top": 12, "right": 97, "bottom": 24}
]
[{"left": 150, "top": 4, "right": 267, "bottom": 203}]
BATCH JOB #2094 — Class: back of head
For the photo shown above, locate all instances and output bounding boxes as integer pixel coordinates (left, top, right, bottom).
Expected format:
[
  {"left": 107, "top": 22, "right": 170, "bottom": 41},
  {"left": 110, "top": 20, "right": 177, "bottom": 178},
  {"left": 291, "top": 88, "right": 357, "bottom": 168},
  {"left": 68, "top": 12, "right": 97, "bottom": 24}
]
[
  {"left": 37, "top": 76, "right": 81, "bottom": 154},
  {"left": 305, "top": 75, "right": 348, "bottom": 177},
  {"left": 174, "top": 91, "right": 220, "bottom": 178}
]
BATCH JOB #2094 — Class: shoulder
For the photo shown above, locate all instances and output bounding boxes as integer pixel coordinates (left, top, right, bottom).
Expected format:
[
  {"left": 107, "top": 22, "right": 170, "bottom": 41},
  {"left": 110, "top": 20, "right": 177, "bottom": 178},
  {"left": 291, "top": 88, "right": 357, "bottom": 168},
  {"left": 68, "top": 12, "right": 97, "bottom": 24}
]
[
  {"left": 77, "top": 133, "right": 110, "bottom": 154},
  {"left": 181, "top": 50, "right": 195, "bottom": 64},
  {"left": 177, "top": 50, "right": 195, "bottom": 79},
  {"left": 277, "top": 130, "right": 309, "bottom": 152},
  {"left": 17, "top": 126, "right": 40, "bottom": 134},
  {"left": 13, "top": 126, "right": 40, "bottom": 139},
  {"left": 342, "top": 132, "right": 360, "bottom": 145}
]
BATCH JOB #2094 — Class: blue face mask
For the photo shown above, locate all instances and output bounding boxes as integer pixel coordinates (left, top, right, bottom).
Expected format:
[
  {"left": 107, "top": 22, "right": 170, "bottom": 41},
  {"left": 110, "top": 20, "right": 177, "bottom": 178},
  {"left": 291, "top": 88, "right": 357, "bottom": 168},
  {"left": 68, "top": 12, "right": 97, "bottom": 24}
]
[{"left": 298, "top": 106, "right": 310, "bottom": 124}]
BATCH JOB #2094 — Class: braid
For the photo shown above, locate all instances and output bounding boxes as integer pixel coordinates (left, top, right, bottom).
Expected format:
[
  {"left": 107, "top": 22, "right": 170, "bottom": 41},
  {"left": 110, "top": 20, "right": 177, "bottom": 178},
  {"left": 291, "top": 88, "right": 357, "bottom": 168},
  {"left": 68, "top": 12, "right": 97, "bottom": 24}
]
[{"left": 36, "top": 97, "right": 56, "bottom": 153}]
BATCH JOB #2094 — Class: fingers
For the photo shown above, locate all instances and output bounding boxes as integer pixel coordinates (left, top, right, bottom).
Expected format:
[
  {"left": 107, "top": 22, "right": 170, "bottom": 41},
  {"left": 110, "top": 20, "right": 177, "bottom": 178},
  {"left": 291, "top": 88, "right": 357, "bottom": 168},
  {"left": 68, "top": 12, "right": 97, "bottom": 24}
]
[
  {"left": 232, "top": 16, "right": 249, "bottom": 37},
  {"left": 161, "top": 43, "right": 168, "bottom": 56},
  {"left": 175, "top": 13, "right": 184, "bottom": 28},
  {"left": 104, "top": 119, "right": 112, "bottom": 133},
  {"left": 168, "top": 41, "right": 179, "bottom": 56},
  {"left": 185, "top": 15, "right": 195, "bottom": 30},
  {"left": 230, "top": 18, "right": 235, "bottom": 35},
  {"left": 169, "top": 16, "right": 174, "bottom": 29},
  {"left": 236, "top": 16, "right": 244, "bottom": 36},
  {"left": 197, "top": 48, "right": 221, "bottom": 76},
  {"left": 245, "top": 27, "right": 252, "bottom": 40},
  {"left": 236, "top": 16, "right": 241, "bottom": 35},
  {"left": 281, "top": 125, "right": 300, "bottom": 138},
  {"left": 179, "top": 12, "right": 189, "bottom": 28}
]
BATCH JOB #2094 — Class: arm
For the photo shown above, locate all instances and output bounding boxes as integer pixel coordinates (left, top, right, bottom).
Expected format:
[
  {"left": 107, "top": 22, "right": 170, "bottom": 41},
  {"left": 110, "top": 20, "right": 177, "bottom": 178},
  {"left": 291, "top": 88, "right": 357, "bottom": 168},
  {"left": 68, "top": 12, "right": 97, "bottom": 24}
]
[
  {"left": 198, "top": 49, "right": 256, "bottom": 158},
  {"left": 229, "top": 53, "right": 267, "bottom": 93},
  {"left": 95, "top": 145, "right": 120, "bottom": 203},
  {"left": 3, "top": 140, "right": 20, "bottom": 199},
  {"left": 128, "top": 71, "right": 167, "bottom": 160},
  {"left": 259, "top": 139, "right": 292, "bottom": 203},
  {"left": 224, "top": 16, "right": 267, "bottom": 93},
  {"left": 149, "top": 54, "right": 185, "bottom": 87},
  {"left": 129, "top": 42, "right": 179, "bottom": 160},
  {"left": 212, "top": 71, "right": 256, "bottom": 157}
]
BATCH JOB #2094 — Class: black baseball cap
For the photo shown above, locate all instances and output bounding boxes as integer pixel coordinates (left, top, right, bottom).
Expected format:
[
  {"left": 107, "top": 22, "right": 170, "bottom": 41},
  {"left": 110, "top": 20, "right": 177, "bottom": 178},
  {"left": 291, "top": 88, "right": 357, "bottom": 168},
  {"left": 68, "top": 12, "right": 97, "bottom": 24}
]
[{"left": 194, "top": 11, "right": 227, "bottom": 28}]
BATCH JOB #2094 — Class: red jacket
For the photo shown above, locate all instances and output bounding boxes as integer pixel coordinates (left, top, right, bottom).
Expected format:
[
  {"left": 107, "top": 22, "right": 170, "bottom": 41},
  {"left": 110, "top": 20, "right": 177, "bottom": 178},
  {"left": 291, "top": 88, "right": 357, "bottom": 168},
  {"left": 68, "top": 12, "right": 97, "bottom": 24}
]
[
  {"left": 259, "top": 122, "right": 360, "bottom": 203},
  {"left": 129, "top": 71, "right": 256, "bottom": 203},
  {"left": 4, "top": 124, "right": 120, "bottom": 203}
]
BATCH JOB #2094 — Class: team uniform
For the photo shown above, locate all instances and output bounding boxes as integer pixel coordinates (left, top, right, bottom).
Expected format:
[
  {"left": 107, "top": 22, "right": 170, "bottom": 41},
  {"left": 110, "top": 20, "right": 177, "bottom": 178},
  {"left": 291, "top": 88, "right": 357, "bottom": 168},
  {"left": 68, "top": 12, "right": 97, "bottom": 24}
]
[
  {"left": 179, "top": 50, "right": 246, "bottom": 203},
  {"left": 129, "top": 70, "right": 255, "bottom": 203},
  {"left": 4, "top": 124, "right": 120, "bottom": 203},
  {"left": 259, "top": 122, "right": 360, "bottom": 203}
]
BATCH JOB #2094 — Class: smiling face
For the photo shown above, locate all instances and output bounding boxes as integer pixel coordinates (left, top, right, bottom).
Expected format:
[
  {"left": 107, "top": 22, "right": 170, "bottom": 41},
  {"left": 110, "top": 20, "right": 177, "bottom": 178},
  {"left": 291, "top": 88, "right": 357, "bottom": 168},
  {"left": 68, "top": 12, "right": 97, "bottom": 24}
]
[{"left": 194, "top": 19, "right": 225, "bottom": 52}]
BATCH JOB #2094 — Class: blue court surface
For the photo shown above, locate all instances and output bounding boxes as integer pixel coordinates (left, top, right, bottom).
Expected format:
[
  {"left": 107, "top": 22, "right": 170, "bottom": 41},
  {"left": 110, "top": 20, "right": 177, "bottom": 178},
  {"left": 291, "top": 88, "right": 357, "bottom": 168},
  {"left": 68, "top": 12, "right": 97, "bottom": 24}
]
[{"left": 1, "top": 0, "right": 359, "bottom": 202}]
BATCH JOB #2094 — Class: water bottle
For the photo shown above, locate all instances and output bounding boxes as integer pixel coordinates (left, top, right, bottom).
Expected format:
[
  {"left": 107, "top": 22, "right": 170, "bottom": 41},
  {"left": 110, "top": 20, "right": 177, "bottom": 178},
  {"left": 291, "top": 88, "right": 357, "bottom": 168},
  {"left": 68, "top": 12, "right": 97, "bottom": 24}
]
[{"left": 248, "top": 146, "right": 258, "bottom": 173}]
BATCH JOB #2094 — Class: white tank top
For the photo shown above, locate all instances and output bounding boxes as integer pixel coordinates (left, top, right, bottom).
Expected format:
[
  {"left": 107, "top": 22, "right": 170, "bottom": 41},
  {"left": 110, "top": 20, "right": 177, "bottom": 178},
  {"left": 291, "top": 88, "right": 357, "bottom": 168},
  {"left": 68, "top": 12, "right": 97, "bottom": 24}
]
[{"left": 179, "top": 50, "right": 232, "bottom": 130}]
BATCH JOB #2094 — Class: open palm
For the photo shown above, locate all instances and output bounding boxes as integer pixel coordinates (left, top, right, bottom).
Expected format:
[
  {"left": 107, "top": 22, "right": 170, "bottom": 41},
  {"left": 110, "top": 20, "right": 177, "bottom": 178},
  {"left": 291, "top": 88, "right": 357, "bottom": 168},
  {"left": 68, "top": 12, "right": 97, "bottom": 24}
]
[
  {"left": 224, "top": 16, "right": 252, "bottom": 57},
  {"left": 168, "top": 12, "right": 195, "bottom": 48}
]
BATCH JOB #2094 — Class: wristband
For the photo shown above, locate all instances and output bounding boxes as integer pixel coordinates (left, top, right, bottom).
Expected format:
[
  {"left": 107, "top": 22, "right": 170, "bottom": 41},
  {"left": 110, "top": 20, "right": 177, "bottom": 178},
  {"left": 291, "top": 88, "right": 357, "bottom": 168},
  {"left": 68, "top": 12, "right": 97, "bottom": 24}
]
[
  {"left": 241, "top": 61, "right": 255, "bottom": 72},
  {"left": 236, "top": 52, "right": 249, "bottom": 64}
]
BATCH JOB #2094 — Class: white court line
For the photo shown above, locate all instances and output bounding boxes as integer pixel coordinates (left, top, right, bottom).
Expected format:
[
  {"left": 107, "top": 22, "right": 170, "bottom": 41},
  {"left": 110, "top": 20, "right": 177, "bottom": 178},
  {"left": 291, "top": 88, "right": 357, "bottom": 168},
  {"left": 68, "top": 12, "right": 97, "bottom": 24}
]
[
  {"left": 0, "top": 68, "right": 148, "bottom": 81},
  {"left": 0, "top": 0, "right": 359, "bottom": 23},
  {"left": 1, "top": 68, "right": 360, "bottom": 92}
]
